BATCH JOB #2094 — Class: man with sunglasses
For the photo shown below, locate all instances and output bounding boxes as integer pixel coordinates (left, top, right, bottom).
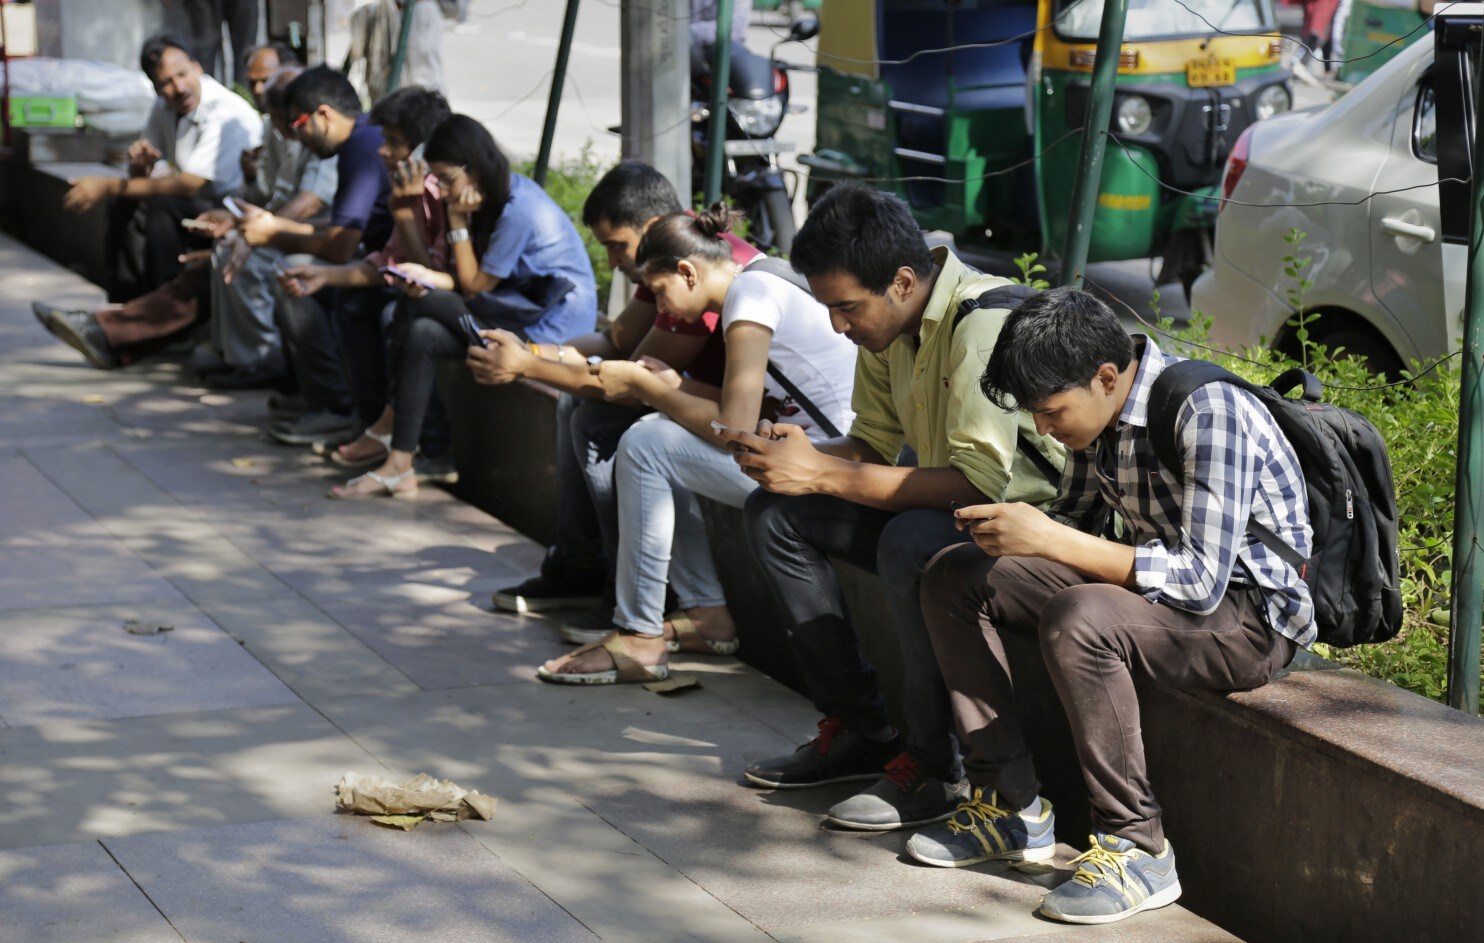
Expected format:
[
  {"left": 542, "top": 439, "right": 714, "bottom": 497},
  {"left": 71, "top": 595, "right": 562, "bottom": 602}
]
[{"left": 255, "top": 65, "right": 396, "bottom": 445}]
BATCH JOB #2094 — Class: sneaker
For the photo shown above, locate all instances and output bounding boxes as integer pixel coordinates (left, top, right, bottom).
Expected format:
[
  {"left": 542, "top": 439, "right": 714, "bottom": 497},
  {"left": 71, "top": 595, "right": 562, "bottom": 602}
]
[
  {"left": 495, "top": 574, "right": 605, "bottom": 614},
  {"left": 743, "top": 717, "right": 900, "bottom": 789},
  {"left": 559, "top": 609, "right": 615, "bottom": 644},
  {"left": 268, "top": 391, "right": 307, "bottom": 420},
  {"left": 905, "top": 788, "right": 1056, "bottom": 868},
  {"left": 1038, "top": 834, "right": 1181, "bottom": 925},
  {"left": 43, "top": 308, "right": 118, "bottom": 369},
  {"left": 268, "top": 410, "right": 356, "bottom": 445},
  {"left": 414, "top": 452, "right": 460, "bottom": 486},
  {"left": 825, "top": 752, "right": 966, "bottom": 831},
  {"left": 33, "top": 300, "right": 87, "bottom": 330}
]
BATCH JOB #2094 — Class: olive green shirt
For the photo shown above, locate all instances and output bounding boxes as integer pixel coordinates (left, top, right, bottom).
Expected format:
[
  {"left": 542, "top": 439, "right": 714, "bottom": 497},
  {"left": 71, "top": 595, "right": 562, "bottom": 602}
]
[{"left": 846, "top": 246, "right": 1065, "bottom": 504}]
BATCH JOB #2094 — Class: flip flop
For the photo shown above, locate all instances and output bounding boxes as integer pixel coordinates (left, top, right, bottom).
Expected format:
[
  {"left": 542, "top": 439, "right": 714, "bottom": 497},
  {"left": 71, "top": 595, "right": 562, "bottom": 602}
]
[
  {"left": 665, "top": 610, "right": 740, "bottom": 655},
  {"left": 329, "top": 429, "right": 393, "bottom": 468},
  {"left": 536, "top": 631, "right": 669, "bottom": 685},
  {"left": 327, "top": 467, "right": 418, "bottom": 500}
]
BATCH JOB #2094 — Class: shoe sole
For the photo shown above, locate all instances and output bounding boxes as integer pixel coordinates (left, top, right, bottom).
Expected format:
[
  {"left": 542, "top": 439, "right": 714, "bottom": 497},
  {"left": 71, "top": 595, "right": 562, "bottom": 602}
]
[
  {"left": 46, "top": 311, "right": 114, "bottom": 369},
  {"left": 269, "top": 427, "right": 356, "bottom": 446},
  {"left": 493, "top": 593, "right": 604, "bottom": 614},
  {"left": 1038, "top": 880, "right": 1182, "bottom": 924},
  {"left": 742, "top": 770, "right": 884, "bottom": 790},
  {"left": 825, "top": 807, "right": 958, "bottom": 831},
  {"left": 907, "top": 841, "right": 1058, "bottom": 868}
]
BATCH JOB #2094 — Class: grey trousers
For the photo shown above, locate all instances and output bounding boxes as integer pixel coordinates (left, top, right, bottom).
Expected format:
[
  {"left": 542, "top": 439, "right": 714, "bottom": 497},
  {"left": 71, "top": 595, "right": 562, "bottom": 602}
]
[
  {"left": 209, "top": 245, "right": 287, "bottom": 370},
  {"left": 920, "top": 545, "right": 1295, "bottom": 854}
]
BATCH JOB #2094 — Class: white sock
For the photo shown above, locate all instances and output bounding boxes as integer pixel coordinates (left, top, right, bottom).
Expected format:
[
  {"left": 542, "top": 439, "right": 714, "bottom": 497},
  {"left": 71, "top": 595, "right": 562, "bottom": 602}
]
[{"left": 1020, "top": 797, "right": 1042, "bottom": 817}]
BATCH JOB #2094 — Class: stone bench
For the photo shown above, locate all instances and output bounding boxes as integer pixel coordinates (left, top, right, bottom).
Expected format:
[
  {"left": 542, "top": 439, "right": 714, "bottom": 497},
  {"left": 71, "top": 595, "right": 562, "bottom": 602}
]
[
  {"left": 438, "top": 363, "right": 1484, "bottom": 943},
  {"left": 0, "top": 160, "right": 120, "bottom": 289}
]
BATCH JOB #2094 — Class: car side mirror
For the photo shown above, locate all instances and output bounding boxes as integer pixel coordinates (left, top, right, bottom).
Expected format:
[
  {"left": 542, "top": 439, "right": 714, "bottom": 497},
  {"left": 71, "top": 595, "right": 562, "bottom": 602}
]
[{"left": 788, "top": 15, "right": 820, "bottom": 43}]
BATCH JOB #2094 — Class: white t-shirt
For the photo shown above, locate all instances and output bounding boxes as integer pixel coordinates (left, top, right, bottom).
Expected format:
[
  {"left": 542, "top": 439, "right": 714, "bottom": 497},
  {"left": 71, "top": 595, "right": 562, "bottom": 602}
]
[
  {"left": 723, "top": 267, "right": 857, "bottom": 439},
  {"left": 143, "top": 75, "right": 262, "bottom": 198}
]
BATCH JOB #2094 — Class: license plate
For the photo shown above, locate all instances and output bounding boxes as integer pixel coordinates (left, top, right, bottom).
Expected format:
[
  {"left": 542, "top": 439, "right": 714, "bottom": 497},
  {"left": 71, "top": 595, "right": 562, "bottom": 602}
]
[{"left": 1187, "top": 57, "right": 1235, "bottom": 88}]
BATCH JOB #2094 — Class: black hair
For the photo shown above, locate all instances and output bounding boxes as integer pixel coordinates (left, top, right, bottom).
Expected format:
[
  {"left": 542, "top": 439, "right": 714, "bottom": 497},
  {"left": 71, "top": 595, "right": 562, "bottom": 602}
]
[
  {"left": 370, "top": 86, "right": 452, "bottom": 148},
  {"left": 422, "top": 114, "right": 512, "bottom": 256},
  {"left": 284, "top": 65, "right": 363, "bottom": 120},
  {"left": 139, "top": 32, "right": 197, "bottom": 76},
  {"left": 581, "top": 160, "right": 683, "bottom": 230},
  {"left": 980, "top": 287, "right": 1135, "bottom": 411},
  {"left": 244, "top": 42, "right": 301, "bottom": 68},
  {"left": 263, "top": 67, "right": 304, "bottom": 115},
  {"left": 790, "top": 184, "right": 934, "bottom": 295},
  {"left": 634, "top": 203, "right": 741, "bottom": 278}
]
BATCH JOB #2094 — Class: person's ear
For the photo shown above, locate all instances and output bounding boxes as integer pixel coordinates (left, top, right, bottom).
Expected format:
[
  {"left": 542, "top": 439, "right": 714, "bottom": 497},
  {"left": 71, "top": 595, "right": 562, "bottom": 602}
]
[
  {"left": 890, "top": 266, "right": 916, "bottom": 302},
  {"left": 1096, "top": 362, "right": 1120, "bottom": 393},
  {"left": 676, "top": 259, "right": 699, "bottom": 288}
]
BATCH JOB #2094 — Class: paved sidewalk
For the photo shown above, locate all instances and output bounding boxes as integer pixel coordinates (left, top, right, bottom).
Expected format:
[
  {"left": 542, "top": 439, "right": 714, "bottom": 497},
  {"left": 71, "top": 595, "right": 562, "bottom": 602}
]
[{"left": 0, "top": 233, "right": 1240, "bottom": 942}]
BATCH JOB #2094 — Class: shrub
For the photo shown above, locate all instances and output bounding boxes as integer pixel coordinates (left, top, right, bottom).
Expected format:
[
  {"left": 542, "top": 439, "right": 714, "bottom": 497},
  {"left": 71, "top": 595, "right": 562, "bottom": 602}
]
[{"left": 515, "top": 144, "right": 614, "bottom": 305}]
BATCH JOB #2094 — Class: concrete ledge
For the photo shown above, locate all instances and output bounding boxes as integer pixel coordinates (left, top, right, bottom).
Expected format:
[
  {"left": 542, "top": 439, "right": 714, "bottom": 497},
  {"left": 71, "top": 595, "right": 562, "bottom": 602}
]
[
  {"left": 438, "top": 363, "right": 1484, "bottom": 942},
  {"left": 1, "top": 160, "right": 118, "bottom": 288}
]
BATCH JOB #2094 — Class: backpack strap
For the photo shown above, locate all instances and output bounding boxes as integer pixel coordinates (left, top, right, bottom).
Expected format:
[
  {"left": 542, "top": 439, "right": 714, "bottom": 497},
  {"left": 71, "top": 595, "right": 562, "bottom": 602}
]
[
  {"left": 1147, "top": 359, "right": 1307, "bottom": 570},
  {"left": 742, "top": 256, "right": 844, "bottom": 438},
  {"left": 951, "top": 284, "right": 1062, "bottom": 485}
]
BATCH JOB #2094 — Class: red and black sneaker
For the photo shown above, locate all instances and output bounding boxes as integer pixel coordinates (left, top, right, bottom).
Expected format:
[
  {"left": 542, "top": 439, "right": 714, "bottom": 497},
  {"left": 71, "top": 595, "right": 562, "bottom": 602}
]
[
  {"left": 825, "top": 751, "right": 967, "bottom": 831},
  {"left": 743, "top": 717, "right": 900, "bottom": 789}
]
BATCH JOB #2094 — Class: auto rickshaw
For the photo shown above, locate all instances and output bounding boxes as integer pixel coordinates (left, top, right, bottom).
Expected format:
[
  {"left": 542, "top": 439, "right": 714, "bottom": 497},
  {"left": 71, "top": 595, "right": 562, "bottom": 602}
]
[
  {"left": 1336, "top": 0, "right": 1429, "bottom": 85},
  {"left": 801, "top": 0, "right": 1293, "bottom": 290}
]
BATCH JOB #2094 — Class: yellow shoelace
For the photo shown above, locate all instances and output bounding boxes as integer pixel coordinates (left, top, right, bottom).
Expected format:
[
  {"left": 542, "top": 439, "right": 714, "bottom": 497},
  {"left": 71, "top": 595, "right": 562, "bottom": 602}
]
[
  {"left": 944, "top": 789, "right": 1011, "bottom": 835},
  {"left": 1068, "top": 838, "right": 1134, "bottom": 888}
]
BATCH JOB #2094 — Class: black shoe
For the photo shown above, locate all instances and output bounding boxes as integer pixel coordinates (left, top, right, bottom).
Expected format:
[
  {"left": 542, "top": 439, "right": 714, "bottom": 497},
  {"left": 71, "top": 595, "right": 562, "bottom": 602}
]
[
  {"left": 268, "top": 391, "right": 308, "bottom": 420},
  {"left": 744, "top": 717, "right": 900, "bottom": 789},
  {"left": 825, "top": 752, "right": 966, "bottom": 831},
  {"left": 494, "top": 573, "right": 606, "bottom": 614},
  {"left": 414, "top": 452, "right": 460, "bottom": 485},
  {"left": 44, "top": 308, "right": 117, "bottom": 369},
  {"left": 207, "top": 364, "right": 288, "bottom": 390},
  {"left": 268, "top": 410, "right": 356, "bottom": 445}
]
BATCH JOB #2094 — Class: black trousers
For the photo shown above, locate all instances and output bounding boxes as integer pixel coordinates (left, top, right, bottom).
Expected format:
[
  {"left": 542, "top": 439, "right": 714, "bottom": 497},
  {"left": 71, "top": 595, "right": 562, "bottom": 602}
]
[{"left": 106, "top": 195, "right": 212, "bottom": 303}]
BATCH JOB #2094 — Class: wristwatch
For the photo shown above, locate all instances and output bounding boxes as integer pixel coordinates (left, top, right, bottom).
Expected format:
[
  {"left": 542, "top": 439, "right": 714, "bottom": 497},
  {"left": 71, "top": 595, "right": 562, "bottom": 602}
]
[{"left": 447, "top": 227, "right": 470, "bottom": 244}]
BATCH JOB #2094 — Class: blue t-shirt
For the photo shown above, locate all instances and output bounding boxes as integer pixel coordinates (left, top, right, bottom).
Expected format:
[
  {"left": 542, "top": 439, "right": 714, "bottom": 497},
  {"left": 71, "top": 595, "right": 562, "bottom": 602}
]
[
  {"left": 467, "top": 172, "right": 597, "bottom": 344},
  {"left": 330, "top": 113, "right": 393, "bottom": 253}
]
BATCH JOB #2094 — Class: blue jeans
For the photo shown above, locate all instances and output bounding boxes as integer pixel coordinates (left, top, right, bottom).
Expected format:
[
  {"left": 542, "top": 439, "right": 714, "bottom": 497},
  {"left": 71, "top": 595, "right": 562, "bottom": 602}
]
[
  {"left": 612, "top": 415, "right": 758, "bottom": 636},
  {"left": 743, "top": 490, "right": 970, "bottom": 781}
]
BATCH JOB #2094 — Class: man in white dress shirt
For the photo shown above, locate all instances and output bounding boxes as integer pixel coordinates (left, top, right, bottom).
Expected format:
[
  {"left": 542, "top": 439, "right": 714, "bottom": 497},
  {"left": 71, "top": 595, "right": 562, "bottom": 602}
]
[{"left": 63, "top": 32, "right": 260, "bottom": 302}]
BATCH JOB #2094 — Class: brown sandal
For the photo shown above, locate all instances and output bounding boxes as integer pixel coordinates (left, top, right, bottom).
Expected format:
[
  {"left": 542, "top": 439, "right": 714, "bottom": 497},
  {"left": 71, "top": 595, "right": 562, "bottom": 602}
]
[
  {"left": 536, "top": 631, "right": 670, "bottom": 685},
  {"left": 665, "top": 610, "right": 740, "bottom": 655}
]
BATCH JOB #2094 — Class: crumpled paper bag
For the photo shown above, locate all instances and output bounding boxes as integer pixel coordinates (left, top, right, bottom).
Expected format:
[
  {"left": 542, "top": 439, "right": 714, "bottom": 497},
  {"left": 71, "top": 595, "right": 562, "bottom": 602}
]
[{"left": 335, "top": 772, "right": 498, "bottom": 830}]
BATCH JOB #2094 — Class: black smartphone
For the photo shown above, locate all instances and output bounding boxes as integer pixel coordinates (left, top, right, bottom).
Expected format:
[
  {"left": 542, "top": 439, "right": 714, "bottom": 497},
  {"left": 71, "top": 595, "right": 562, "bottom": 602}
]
[{"left": 459, "top": 313, "right": 489, "bottom": 349}]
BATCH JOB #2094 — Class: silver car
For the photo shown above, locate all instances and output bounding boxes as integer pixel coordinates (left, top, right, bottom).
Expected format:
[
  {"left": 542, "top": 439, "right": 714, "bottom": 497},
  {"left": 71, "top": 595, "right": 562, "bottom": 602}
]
[{"left": 1190, "top": 33, "right": 1451, "bottom": 376}]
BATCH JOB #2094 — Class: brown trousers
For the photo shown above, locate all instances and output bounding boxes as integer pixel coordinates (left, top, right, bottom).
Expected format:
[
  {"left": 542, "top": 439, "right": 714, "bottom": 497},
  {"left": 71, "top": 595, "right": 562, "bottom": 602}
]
[
  {"left": 920, "top": 545, "right": 1294, "bottom": 853},
  {"left": 95, "top": 263, "right": 209, "bottom": 364}
]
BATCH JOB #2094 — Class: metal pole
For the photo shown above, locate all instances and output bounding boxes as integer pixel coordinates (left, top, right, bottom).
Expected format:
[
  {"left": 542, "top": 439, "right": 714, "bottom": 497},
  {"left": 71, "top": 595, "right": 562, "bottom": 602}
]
[
  {"left": 620, "top": 0, "right": 690, "bottom": 202},
  {"left": 387, "top": 0, "right": 419, "bottom": 93},
  {"left": 703, "top": 0, "right": 735, "bottom": 207},
  {"left": 535, "top": 0, "right": 582, "bottom": 187},
  {"left": 1449, "top": 42, "right": 1484, "bottom": 716},
  {"left": 1055, "top": 0, "right": 1129, "bottom": 288}
]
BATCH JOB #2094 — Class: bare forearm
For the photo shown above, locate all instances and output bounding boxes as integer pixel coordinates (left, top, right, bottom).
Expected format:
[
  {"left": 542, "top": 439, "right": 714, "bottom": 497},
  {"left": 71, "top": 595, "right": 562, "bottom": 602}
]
[
  {"left": 1037, "top": 527, "right": 1137, "bottom": 586},
  {"left": 812, "top": 461, "right": 985, "bottom": 512},
  {"left": 390, "top": 210, "right": 433, "bottom": 267},
  {"left": 122, "top": 174, "right": 206, "bottom": 200},
  {"left": 815, "top": 436, "right": 888, "bottom": 464}
]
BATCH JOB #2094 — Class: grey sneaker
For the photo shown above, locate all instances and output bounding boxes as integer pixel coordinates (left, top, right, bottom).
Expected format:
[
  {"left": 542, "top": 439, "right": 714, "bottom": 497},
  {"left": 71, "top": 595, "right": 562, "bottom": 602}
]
[
  {"left": 826, "top": 752, "right": 965, "bottom": 831},
  {"left": 560, "top": 610, "right": 616, "bottom": 644},
  {"left": 1038, "top": 834, "right": 1181, "bottom": 925},
  {"left": 268, "top": 410, "right": 356, "bottom": 445},
  {"left": 42, "top": 307, "right": 117, "bottom": 369},
  {"left": 906, "top": 788, "right": 1056, "bottom": 867},
  {"left": 414, "top": 452, "right": 460, "bottom": 485}
]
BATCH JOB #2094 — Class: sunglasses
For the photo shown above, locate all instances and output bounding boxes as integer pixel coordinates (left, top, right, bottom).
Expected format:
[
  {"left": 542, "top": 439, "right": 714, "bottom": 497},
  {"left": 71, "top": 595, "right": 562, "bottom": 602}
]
[{"left": 290, "top": 111, "right": 313, "bottom": 131}]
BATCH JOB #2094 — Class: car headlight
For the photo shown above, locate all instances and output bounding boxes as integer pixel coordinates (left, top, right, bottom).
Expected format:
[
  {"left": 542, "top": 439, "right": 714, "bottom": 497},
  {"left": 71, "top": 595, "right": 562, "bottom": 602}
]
[
  {"left": 1254, "top": 84, "right": 1291, "bottom": 122},
  {"left": 729, "top": 96, "right": 785, "bottom": 137},
  {"left": 1115, "top": 95, "right": 1153, "bottom": 136}
]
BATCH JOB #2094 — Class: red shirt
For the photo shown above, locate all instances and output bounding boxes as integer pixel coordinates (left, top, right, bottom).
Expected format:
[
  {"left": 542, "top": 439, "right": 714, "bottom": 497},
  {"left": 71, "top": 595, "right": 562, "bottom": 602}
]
[{"left": 634, "top": 232, "right": 761, "bottom": 387}]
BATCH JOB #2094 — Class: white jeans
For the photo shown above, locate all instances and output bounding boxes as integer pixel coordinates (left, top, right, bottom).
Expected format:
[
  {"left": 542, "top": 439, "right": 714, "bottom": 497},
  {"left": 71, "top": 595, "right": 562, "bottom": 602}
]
[{"left": 612, "top": 415, "right": 758, "bottom": 636}]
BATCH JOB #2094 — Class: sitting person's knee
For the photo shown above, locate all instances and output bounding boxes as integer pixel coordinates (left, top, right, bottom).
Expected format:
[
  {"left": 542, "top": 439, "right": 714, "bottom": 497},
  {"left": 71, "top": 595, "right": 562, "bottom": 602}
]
[
  {"left": 920, "top": 542, "right": 990, "bottom": 606},
  {"left": 1038, "top": 584, "right": 1124, "bottom": 656},
  {"left": 877, "top": 507, "right": 956, "bottom": 577}
]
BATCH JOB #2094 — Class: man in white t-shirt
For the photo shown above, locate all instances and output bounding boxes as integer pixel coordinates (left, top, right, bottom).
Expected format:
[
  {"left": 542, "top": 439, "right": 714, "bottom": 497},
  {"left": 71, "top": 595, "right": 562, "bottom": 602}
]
[{"left": 63, "top": 33, "right": 261, "bottom": 303}]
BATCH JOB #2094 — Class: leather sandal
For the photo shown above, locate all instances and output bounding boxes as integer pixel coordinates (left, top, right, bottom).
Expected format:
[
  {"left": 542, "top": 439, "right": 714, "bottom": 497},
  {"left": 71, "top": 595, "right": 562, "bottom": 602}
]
[
  {"left": 536, "top": 631, "right": 669, "bottom": 685},
  {"left": 329, "top": 429, "right": 392, "bottom": 468},
  {"left": 327, "top": 467, "right": 418, "bottom": 500},
  {"left": 665, "top": 610, "right": 740, "bottom": 655}
]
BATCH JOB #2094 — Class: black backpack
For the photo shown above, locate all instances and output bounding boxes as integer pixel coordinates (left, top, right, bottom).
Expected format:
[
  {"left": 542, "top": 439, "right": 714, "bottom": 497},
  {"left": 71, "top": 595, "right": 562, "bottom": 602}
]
[{"left": 1147, "top": 359, "right": 1403, "bottom": 648}]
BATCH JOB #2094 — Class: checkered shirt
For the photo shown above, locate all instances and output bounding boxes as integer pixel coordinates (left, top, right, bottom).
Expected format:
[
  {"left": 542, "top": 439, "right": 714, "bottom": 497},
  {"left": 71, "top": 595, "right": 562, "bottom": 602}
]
[{"left": 1048, "top": 337, "right": 1316, "bottom": 646}]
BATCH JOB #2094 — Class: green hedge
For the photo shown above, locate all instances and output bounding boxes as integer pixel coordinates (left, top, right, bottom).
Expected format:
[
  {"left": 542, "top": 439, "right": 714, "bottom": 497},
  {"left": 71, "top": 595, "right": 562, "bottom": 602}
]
[{"left": 516, "top": 145, "right": 614, "bottom": 305}]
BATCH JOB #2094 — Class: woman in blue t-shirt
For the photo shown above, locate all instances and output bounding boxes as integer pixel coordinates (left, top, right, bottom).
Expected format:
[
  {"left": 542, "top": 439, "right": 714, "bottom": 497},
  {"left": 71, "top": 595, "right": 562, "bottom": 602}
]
[{"left": 330, "top": 115, "right": 597, "bottom": 499}]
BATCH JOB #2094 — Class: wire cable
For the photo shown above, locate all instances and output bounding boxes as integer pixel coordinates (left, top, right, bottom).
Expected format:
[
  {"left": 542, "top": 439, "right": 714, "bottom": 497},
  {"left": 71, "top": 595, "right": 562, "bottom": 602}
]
[{"left": 1168, "top": 0, "right": 1445, "bottom": 70}]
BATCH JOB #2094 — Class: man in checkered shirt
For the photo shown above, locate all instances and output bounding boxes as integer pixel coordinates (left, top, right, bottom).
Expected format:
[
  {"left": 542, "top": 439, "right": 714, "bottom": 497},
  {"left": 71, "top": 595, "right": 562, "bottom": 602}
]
[{"left": 904, "top": 287, "right": 1314, "bottom": 925}]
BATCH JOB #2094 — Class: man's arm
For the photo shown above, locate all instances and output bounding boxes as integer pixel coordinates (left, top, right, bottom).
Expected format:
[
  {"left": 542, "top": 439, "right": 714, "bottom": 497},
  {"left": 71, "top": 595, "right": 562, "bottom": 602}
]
[
  {"left": 955, "top": 501, "right": 1137, "bottom": 587},
  {"left": 266, "top": 223, "right": 364, "bottom": 263},
  {"left": 63, "top": 172, "right": 209, "bottom": 213}
]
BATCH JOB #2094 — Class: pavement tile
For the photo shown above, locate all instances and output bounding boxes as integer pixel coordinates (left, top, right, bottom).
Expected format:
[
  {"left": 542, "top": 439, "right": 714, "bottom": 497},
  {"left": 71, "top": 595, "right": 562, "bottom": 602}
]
[
  {"left": 103, "top": 815, "right": 597, "bottom": 943},
  {"left": 0, "top": 455, "right": 185, "bottom": 613},
  {"left": 0, "top": 841, "right": 180, "bottom": 943},
  {"left": 0, "top": 601, "right": 300, "bottom": 726},
  {"left": 23, "top": 444, "right": 298, "bottom": 605},
  {"left": 0, "top": 703, "right": 380, "bottom": 850},
  {"left": 200, "top": 597, "right": 419, "bottom": 704}
]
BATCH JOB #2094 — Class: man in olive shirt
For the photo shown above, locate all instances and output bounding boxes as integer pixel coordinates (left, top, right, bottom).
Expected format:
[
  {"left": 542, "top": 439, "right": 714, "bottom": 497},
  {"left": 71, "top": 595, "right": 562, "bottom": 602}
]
[{"left": 730, "top": 185, "right": 1063, "bottom": 832}]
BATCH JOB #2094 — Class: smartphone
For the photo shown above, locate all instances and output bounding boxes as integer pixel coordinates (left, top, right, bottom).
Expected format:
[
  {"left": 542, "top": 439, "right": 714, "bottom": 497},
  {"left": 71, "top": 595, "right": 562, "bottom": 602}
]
[
  {"left": 381, "top": 264, "right": 439, "bottom": 290},
  {"left": 271, "top": 261, "right": 289, "bottom": 280},
  {"left": 223, "top": 196, "right": 245, "bottom": 219},
  {"left": 459, "top": 313, "right": 490, "bottom": 349},
  {"left": 180, "top": 218, "right": 214, "bottom": 233},
  {"left": 709, "top": 420, "right": 728, "bottom": 435}
]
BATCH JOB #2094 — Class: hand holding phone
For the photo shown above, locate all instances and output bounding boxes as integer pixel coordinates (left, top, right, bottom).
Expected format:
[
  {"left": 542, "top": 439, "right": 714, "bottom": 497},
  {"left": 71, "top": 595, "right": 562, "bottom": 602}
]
[
  {"left": 181, "top": 218, "right": 215, "bottom": 233},
  {"left": 381, "top": 264, "right": 439, "bottom": 291},
  {"left": 459, "top": 313, "right": 491, "bottom": 349},
  {"left": 223, "top": 196, "right": 246, "bottom": 219},
  {"left": 709, "top": 420, "right": 728, "bottom": 436}
]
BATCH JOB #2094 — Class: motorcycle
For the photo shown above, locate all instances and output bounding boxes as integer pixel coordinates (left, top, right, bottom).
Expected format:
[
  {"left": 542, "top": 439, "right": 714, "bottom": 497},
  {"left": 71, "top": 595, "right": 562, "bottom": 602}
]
[{"left": 690, "top": 16, "right": 819, "bottom": 254}]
